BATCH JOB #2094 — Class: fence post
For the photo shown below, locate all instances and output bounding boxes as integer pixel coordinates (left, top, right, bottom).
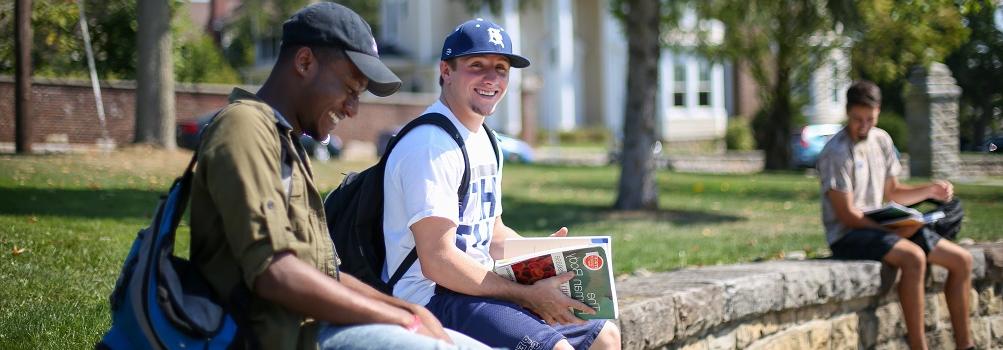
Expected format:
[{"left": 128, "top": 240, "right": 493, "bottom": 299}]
[{"left": 905, "top": 62, "right": 961, "bottom": 180}]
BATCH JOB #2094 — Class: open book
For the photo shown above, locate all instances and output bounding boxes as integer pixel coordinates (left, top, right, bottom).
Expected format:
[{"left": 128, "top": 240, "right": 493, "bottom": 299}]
[
  {"left": 864, "top": 202, "right": 945, "bottom": 229},
  {"left": 494, "top": 236, "right": 618, "bottom": 320}
]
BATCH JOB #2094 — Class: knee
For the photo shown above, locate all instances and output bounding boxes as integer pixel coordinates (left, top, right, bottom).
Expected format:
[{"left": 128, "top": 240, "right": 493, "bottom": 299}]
[
  {"left": 955, "top": 250, "right": 974, "bottom": 276},
  {"left": 589, "top": 322, "right": 621, "bottom": 350},
  {"left": 896, "top": 246, "right": 927, "bottom": 275}
]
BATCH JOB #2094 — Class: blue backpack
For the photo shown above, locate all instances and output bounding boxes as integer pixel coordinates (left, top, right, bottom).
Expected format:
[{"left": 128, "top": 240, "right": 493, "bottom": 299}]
[{"left": 98, "top": 153, "right": 241, "bottom": 349}]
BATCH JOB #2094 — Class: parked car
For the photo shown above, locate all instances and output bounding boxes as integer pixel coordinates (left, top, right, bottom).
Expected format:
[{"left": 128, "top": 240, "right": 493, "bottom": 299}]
[
  {"left": 790, "top": 123, "right": 843, "bottom": 168},
  {"left": 375, "top": 127, "right": 535, "bottom": 163},
  {"left": 981, "top": 135, "right": 1003, "bottom": 154},
  {"left": 176, "top": 113, "right": 341, "bottom": 160}
]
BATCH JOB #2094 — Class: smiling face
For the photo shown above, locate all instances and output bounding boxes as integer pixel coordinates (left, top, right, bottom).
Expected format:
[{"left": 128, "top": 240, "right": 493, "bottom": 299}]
[
  {"left": 296, "top": 47, "right": 368, "bottom": 140},
  {"left": 439, "top": 54, "right": 510, "bottom": 123}
]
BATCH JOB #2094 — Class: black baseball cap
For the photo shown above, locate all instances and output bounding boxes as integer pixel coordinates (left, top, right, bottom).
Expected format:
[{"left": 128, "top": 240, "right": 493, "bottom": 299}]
[
  {"left": 441, "top": 18, "right": 530, "bottom": 68},
  {"left": 282, "top": 2, "right": 402, "bottom": 97}
]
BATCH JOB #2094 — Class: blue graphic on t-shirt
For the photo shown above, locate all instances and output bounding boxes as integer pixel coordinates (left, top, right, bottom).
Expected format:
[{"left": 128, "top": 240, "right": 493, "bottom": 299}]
[{"left": 456, "top": 175, "right": 499, "bottom": 250}]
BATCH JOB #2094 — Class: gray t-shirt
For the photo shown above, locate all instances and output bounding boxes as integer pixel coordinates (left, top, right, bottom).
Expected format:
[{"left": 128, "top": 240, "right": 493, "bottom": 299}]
[{"left": 817, "top": 128, "right": 901, "bottom": 244}]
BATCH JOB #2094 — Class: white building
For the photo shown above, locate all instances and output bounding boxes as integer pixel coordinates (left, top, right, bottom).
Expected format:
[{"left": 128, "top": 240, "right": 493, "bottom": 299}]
[{"left": 373, "top": 0, "right": 849, "bottom": 145}]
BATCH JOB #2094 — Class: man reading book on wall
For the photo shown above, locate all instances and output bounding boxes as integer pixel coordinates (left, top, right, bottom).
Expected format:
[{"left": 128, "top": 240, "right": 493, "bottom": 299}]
[
  {"left": 379, "top": 18, "right": 621, "bottom": 350},
  {"left": 817, "top": 81, "right": 973, "bottom": 350}
]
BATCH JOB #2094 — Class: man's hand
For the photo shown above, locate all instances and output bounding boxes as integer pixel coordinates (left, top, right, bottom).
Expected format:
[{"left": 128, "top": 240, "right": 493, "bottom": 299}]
[
  {"left": 404, "top": 304, "right": 452, "bottom": 344},
  {"left": 518, "top": 272, "right": 595, "bottom": 325},
  {"left": 929, "top": 180, "right": 953, "bottom": 202}
]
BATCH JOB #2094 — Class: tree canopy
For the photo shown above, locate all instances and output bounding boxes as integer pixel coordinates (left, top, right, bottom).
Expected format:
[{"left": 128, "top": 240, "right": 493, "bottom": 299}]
[{"left": 0, "top": 0, "right": 239, "bottom": 83}]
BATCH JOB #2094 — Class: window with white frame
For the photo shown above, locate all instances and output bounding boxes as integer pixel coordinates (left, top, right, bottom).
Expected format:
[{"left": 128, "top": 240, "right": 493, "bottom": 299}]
[
  {"left": 673, "top": 62, "right": 686, "bottom": 107},
  {"left": 697, "top": 60, "right": 711, "bottom": 106}
]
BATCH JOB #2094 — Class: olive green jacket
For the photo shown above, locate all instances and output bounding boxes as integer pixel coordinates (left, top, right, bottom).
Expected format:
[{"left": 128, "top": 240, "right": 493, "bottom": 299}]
[{"left": 190, "top": 88, "right": 338, "bottom": 350}]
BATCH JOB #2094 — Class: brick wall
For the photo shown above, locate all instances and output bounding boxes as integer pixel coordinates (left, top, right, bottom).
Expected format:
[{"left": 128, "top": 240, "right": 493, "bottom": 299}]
[{"left": 0, "top": 76, "right": 435, "bottom": 148}]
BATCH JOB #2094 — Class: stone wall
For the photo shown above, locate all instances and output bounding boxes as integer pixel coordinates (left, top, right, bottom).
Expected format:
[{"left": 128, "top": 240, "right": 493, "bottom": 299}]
[
  {"left": 0, "top": 76, "right": 434, "bottom": 149},
  {"left": 616, "top": 243, "right": 1003, "bottom": 349}
]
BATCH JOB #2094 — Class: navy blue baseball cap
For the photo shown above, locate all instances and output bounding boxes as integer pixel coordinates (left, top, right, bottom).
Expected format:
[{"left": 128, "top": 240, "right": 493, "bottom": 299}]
[
  {"left": 283, "top": 2, "right": 402, "bottom": 97},
  {"left": 440, "top": 18, "right": 530, "bottom": 68}
]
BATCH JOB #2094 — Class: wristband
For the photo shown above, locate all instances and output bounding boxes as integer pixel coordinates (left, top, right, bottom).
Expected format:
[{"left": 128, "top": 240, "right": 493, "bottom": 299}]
[{"left": 405, "top": 314, "right": 422, "bottom": 333}]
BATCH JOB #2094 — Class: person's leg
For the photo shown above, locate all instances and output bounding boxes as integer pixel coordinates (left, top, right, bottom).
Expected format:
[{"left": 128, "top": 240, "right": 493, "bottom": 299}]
[
  {"left": 927, "top": 239, "right": 974, "bottom": 349},
  {"left": 588, "top": 321, "right": 621, "bottom": 350},
  {"left": 317, "top": 323, "right": 490, "bottom": 350},
  {"left": 427, "top": 290, "right": 605, "bottom": 350},
  {"left": 882, "top": 240, "right": 928, "bottom": 350}
]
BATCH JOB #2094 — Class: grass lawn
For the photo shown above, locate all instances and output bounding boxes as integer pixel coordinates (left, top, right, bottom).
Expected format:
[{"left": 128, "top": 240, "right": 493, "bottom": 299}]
[{"left": 1, "top": 148, "right": 1001, "bottom": 348}]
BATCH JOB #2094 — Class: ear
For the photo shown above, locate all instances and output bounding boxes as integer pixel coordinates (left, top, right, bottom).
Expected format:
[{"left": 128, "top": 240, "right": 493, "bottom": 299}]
[
  {"left": 439, "top": 60, "right": 452, "bottom": 84},
  {"left": 294, "top": 47, "right": 317, "bottom": 78}
]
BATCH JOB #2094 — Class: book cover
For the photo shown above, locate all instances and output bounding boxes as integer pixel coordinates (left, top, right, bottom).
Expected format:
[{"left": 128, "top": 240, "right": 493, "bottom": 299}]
[
  {"left": 864, "top": 202, "right": 945, "bottom": 228},
  {"left": 494, "top": 244, "right": 618, "bottom": 320}
]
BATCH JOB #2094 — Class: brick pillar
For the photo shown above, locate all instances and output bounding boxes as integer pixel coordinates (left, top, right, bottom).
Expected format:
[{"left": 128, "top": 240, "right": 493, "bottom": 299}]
[{"left": 905, "top": 62, "right": 961, "bottom": 180}]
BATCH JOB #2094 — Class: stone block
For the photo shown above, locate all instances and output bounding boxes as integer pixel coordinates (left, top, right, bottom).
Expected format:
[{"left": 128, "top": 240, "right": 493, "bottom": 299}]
[
  {"left": 618, "top": 296, "right": 677, "bottom": 350},
  {"left": 744, "top": 321, "right": 834, "bottom": 350},
  {"left": 926, "top": 327, "right": 955, "bottom": 350},
  {"left": 825, "top": 260, "right": 883, "bottom": 300},
  {"left": 806, "top": 320, "right": 831, "bottom": 350},
  {"left": 990, "top": 316, "right": 1003, "bottom": 343},
  {"left": 745, "top": 327, "right": 810, "bottom": 350},
  {"left": 979, "top": 286, "right": 1001, "bottom": 316},
  {"left": 670, "top": 265, "right": 784, "bottom": 322},
  {"left": 773, "top": 262, "right": 836, "bottom": 309},
  {"left": 705, "top": 328, "right": 737, "bottom": 350},
  {"left": 982, "top": 244, "right": 1003, "bottom": 282},
  {"left": 875, "top": 302, "right": 906, "bottom": 343},
  {"left": 677, "top": 340, "right": 709, "bottom": 350},
  {"left": 673, "top": 283, "right": 726, "bottom": 339},
  {"left": 830, "top": 313, "right": 859, "bottom": 350},
  {"left": 971, "top": 317, "right": 991, "bottom": 349},
  {"left": 969, "top": 247, "right": 986, "bottom": 280},
  {"left": 926, "top": 264, "right": 949, "bottom": 290},
  {"left": 874, "top": 338, "right": 910, "bottom": 350},
  {"left": 735, "top": 322, "right": 766, "bottom": 349}
]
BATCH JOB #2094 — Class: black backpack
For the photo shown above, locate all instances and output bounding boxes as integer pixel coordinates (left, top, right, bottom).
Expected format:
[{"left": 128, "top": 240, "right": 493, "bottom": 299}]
[{"left": 324, "top": 113, "right": 499, "bottom": 294}]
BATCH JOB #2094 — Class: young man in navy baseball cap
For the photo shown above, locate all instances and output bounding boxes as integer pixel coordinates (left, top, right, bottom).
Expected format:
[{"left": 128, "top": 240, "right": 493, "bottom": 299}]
[
  {"left": 190, "top": 3, "right": 490, "bottom": 349},
  {"left": 380, "top": 18, "right": 622, "bottom": 350}
]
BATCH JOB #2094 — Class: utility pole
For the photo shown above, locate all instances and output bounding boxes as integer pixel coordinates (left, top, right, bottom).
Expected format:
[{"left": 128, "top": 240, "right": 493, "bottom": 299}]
[{"left": 15, "top": 0, "right": 33, "bottom": 154}]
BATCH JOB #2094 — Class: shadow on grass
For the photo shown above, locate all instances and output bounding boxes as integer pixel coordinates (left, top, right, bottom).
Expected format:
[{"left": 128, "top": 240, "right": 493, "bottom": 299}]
[
  {"left": 0, "top": 186, "right": 162, "bottom": 219},
  {"left": 501, "top": 196, "right": 744, "bottom": 232}
]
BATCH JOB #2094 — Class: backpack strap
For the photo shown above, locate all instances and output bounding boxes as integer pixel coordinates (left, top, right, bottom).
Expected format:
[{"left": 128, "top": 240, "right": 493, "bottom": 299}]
[{"left": 382, "top": 113, "right": 472, "bottom": 289}]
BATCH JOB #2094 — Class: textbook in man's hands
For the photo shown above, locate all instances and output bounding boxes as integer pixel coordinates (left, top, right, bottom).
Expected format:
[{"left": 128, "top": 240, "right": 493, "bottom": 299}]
[
  {"left": 864, "top": 202, "right": 945, "bottom": 229},
  {"left": 494, "top": 236, "right": 618, "bottom": 320}
]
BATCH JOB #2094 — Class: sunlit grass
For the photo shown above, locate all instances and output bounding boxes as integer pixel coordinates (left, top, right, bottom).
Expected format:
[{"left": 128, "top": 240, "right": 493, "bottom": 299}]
[{"left": 1, "top": 148, "right": 1000, "bottom": 348}]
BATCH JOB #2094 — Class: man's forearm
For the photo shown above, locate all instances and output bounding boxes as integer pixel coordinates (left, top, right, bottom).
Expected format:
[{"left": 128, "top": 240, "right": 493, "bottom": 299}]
[
  {"left": 886, "top": 184, "right": 933, "bottom": 206},
  {"left": 419, "top": 245, "right": 529, "bottom": 303},
  {"left": 255, "top": 253, "right": 413, "bottom": 327}
]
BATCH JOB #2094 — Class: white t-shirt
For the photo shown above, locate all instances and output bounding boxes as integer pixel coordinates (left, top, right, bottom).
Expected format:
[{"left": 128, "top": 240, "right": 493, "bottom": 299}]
[{"left": 382, "top": 101, "right": 503, "bottom": 305}]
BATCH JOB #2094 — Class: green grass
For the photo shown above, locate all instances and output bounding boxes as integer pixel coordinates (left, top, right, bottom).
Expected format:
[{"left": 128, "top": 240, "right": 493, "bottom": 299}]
[{"left": 1, "top": 148, "right": 1002, "bottom": 348}]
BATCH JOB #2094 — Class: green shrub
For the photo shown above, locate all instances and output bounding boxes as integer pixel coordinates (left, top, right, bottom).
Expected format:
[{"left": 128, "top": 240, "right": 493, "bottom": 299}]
[
  {"left": 725, "top": 117, "right": 756, "bottom": 151},
  {"left": 877, "top": 111, "right": 909, "bottom": 152}
]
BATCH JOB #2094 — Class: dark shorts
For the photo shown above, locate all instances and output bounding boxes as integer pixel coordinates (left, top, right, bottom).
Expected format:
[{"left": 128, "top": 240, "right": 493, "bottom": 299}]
[
  {"left": 830, "top": 227, "right": 943, "bottom": 261},
  {"left": 425, "top": 288, "right": 606, "bottom": 350}
]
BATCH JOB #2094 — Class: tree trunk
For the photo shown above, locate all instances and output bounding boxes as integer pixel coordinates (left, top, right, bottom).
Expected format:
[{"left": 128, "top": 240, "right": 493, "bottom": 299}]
[
  {"left": 972, "top": 100, "right": 991, "bottom": 151},
  {"left": 15, "top": 0, "right": 32, "bottom": 154},
  {"left": 762, "top": 76, "right": 793, "bottom": 170},
  {"left": 761, "top": 30, "right": 793, "bottom": 170},
  {"left": 135, "top": 0, "right": 176, "bottom": 149},
  {"left": 614, "top": 0, "right": 660, "bottom": 210}
]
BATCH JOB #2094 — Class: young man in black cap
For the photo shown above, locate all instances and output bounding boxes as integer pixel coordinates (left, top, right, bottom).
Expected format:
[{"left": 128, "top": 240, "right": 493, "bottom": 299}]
[
  {"left": 381, "top": 18, "right": 621, "bottom": 350},
  {"left": 190, "top": 3, "right": 488, "bottom": 349}
]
